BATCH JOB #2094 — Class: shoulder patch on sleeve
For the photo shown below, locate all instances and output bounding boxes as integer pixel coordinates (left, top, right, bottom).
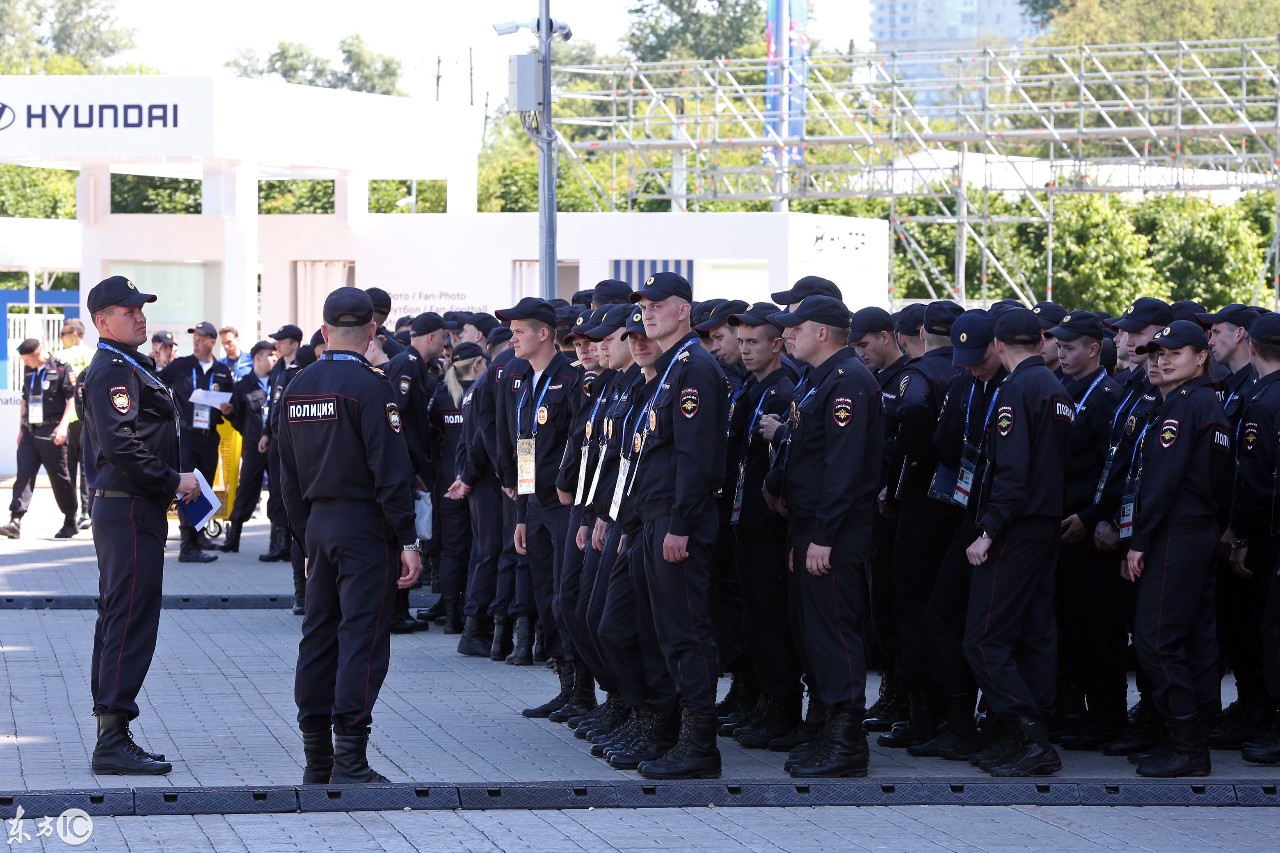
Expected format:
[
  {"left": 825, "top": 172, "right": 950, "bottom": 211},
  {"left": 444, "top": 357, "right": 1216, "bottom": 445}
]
[
  {"left": 833, "top": 396, "right": 853, "bottom": 427},
  {"left": 1244, "top": 422, "right": 1259, "bottom": 450},
  {"left": 109, "top": 386, "right": 131, "bottom": 414},
  {"left": 899, "top": 374, "right": 910, "bottom": 395},
  {"left": 996, "top": 405, "right": 1014, "bottom": 437},
  {"left": 679, "top": 387, "right": 700, "bottom": 418},
  {"left": 399, "top": 375, "right": 412, "bottom": 396},
  {"left": 1159, "top": 418, "right": 1179, "bottom": 448},
  {"left": 386, "top": 402, "right": 402, "bottom": 433}
]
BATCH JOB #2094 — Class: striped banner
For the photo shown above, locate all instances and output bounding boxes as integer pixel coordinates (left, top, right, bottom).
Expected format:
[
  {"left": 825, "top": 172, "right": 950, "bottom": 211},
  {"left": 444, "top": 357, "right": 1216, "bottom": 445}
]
[{"left": 611, "top": 259, "right": 695, "bottom": 286}]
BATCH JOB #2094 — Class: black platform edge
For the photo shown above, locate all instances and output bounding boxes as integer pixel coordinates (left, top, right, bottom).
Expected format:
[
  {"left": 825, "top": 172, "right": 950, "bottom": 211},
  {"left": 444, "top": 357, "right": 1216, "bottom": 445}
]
[
  {"left": 3, "top": 778, "right": 1277, "bottom": 817},
  {"left": 0, "top": 594, "right": 292, "bottom": 610}
]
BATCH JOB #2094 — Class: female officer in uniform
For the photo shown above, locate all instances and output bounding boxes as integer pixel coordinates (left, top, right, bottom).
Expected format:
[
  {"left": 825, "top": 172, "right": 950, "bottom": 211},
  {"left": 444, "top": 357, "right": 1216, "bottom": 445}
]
[{"left": 1124, "top": 320, "right": 1233, "bottom": 778}]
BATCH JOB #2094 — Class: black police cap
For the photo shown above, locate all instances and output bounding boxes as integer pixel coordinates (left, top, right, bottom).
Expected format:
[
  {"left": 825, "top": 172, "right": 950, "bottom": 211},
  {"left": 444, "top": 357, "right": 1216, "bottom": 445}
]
[
  {"left": 1249, "top": 313, "right": 1280, "bottom": 346},
  {"left": 570, "top": 289, "right": 594, "bottom": 307},
  {"left": 249, "top": 340, "right": 276, "bottom": 358},
  {"left": 848, "top": 306, "right": 896, "bottom": 338},
  {"left": 769, "top": 295, "right": 851, "bottom": 329},
  {"left": 631, "top": 271, "right": 693, "bottom": 304},
  {"left": 323, "top": 287, "right": 375, "bottom": 327},
  {"left": 451, "top": 341, "right": 487, "bottom": 362},
  {"left": 620, "top": 307, "right": 648, "bottom": 338},
  {"left": 592, "top": 279, "right": 633, "bottom": 304},
  {"left": 566, "top": 307, "right": 605, "bottom": 340},
  {"left": 466, "top": 313, "right": 500, "bottom": 337},
  {"left": 269, "top": 324, "right": 303, "bottom": 342},
  {"left": 309, "top": 328, "right": 325, "bottom": 348},
  {"left": 895, "top": 303, "right": 926, "bottom": 335},
  {"left": 1047, "top": 311, "right": 1107, "bottom": 342},
  {"left": 1170, "top": 300, "right": 1207, "bottom": 323},
  {"left": 441, "top": 311, "right": 469, "bottom": 332},
  {"left": 188, "top": 321, "right": 217, "bottom": 339},
  {"left": 16, "top": 338, "right": 39, "bottom": 356},
  {"left": 1195, "top": 303, "right": 1258, "bottom": 330},
  {"left": 411, "top": 312, "right": 445, "bottom": 336},
  {"left": 488, "top": 327, "right": 512, "bottom": 347},
  {"left": 693, "top": 299, "right": 750, "bottom": 332},
  {"left": 728, "top": 301, "right": 783, "bottom": 328},
  {"left": 989, "top": 299, "right": 1023, "bottom": 318},
  {"left": 923, "top": 300, "right": 964, "bottom": 335},
  {"left": 364, "top": 287, "right": 392, "bottom": 313},
  {"left": 1031, "top": 301, "right": 1067, "bottom": 330},
  {"left": 771, "top": 275, "right": 841, "bottom": 306},
  {"left": 496, "top": 297, "right": 557, "bottom": 327},
  {"left": 1112, "top": 297, "right": 1174, "bottom": 332},
  {"left": 1136, "top": 320, "right": 1210, "bottom": 354},
  {"left": 950, "top": 310, "right": 996, "bottom": 367},
  {"left": 394, "top": 315, "right": 414, "bottom": 330},
  {"left": 87, "top": 275, "right": 157, "bottom": 314},
  {"left": 151, "top": 330, "right": 176, "bottom": 346},
  {"left": 689, "top": 299, "right": 724, "bottom": 331},
  {"left": 583, "top": 304, "right": 634, "bottom": 340},
  {"left": 995, "top": 307, "right": 1044, "bottom": 345}
]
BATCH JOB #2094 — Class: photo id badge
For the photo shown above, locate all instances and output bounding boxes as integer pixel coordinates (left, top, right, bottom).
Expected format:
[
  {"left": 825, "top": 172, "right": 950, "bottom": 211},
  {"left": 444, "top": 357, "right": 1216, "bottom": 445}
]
[
  {"left": 609, "top": 457, "right": 632, "bottom": 521},
  {"left": 27, "top": 397, "right": 43, "bottom": 426},
  {"left": 952, "top": 443, "right": 981, "bottom": 508},
  {"left": 193, "top": 404, "right": 211, "bottom": 430},
  {"left": 1117, "top": 477, "right": 1137, "bottom": 541},
  {"left": 517, "top": 438, "right": 537, "bottom": 495},
  {"left": 574, "top": 445, "right": 592, "bottom": 505},
  {"left": 1094, "top": 444, "right": 1118, "bottom": 506},
  {"left": 730, "top": 460, "right": 746, "bottom": 525}
]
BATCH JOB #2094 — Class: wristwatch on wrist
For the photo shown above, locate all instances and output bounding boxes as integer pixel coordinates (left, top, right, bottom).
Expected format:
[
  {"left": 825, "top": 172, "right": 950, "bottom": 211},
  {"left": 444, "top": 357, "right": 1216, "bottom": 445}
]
[
  {"left": 402, "top": 541, "right": 421, "bottom": 552},
  {"left": 979, "top": 530, "right": 991, "bottom": 540},
  {"left": 1231, "top": 537, "right": 1249, "bottom": 551}
]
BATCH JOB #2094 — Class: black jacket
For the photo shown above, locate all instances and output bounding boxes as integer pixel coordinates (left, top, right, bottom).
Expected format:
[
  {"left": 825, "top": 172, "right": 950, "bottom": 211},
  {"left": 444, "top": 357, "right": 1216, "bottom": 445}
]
[
  {"left": 159, "top": 355, "right": 234, "bottom": 430},
  {"left": 731, "top": 367, "right": 794, "bottom": 529},
  {"left": 1230, "top": 369, "right": 1280, "bottom": 542},
  {"left": 21, "top": 356, "right": 75, "bottom": 428},
  {"left": 496, "top": 350, "right": 580, "bottom": 518},
  {"left": 228, "top": 372, "right": 271, "bottom": 448},
  {"left": 1062, "top": 366, "right": 1121, "bottom": 523},
  {"left": 893, "top": 347, "right": 958, "bottom": 499}
]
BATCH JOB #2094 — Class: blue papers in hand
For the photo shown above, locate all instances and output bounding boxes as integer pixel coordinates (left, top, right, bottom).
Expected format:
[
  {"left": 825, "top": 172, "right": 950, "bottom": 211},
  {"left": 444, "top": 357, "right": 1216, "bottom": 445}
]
[{"left": 176, "top": 469, "right": 221, "bottom": 531}]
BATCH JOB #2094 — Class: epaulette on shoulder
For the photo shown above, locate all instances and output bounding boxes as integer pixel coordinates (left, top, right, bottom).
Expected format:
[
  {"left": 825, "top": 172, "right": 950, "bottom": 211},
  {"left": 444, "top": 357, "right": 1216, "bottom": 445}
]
[
  {"left": 370, "top": 366, "right": 386, "bottom": 377},
  {"left": 677, "top": 351, "right": 690, "bottom": 362}
]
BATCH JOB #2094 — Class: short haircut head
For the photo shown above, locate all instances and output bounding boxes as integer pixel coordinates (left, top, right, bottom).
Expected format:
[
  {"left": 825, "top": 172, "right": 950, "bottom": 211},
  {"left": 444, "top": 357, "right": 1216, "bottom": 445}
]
[{"left": 218, "top": 326, "right": 239, "bottom": 337}]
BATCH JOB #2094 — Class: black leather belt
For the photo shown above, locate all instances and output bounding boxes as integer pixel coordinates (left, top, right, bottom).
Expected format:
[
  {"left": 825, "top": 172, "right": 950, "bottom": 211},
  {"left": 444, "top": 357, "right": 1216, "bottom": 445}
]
[
  {"left": 187, "top": 427, "right": 213, "bottom": 435},
  {"left": 94, "top": 489, "right": 135, "bottom": 498}
]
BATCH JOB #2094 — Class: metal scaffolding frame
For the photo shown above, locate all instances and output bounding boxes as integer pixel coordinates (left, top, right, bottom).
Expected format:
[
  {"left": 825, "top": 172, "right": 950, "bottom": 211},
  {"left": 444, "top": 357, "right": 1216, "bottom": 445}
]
[{"left": 550, "top": 37, "right": 1280, "bottom": 305}]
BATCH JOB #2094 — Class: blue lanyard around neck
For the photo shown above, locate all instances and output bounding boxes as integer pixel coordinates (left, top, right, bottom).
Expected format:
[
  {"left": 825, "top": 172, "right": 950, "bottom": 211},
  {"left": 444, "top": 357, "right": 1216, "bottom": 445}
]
[
  {"left": 28, "top": 367, "right": 46, "bottom": 400},
  {"left": 518, "top": 369, "right": 554, "bottom": 438},
  {"left": 325, "top": 352, "right": 363, "bottom": 363},
  {"left": 628, "top": 338, "right": 698, "bottom": 453},
  {"left": 583, "top": 390, "right": 608, "bottom": 447},
  {"left": 964, "top": 381, "right": 1002, "bottom": 443},
  {"left": 1075, "top": 370, "right": 1107, "bottom": 415}
]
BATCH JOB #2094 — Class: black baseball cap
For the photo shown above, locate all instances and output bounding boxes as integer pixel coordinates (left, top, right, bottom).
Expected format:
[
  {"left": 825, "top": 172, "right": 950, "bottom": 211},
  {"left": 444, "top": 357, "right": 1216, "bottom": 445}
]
[
  {"left": 411, "top": 312, "right": 445, "bottom": 336},
  {"left": 620, "top": 306, "right": 649, "bottom": 339},
  {"left": 693, "top": 299, "right": 750, "bottom": 332},
  {"left": 394, "top": 315, "right": 414, "bottom": 330},
  {"left": 923, "top": 300, "right": 964, "bottom": 335},
  {"left": 1196, "top": 303, "right": 1258, "bottom": 330},
  {"left": 1171, "top": 300, "right": 1207, "bottom": 322},
  {"left": 567, "top": 307, "right": 606, "bottom": 341},
  {"left": 895, "top": 303, "right": 926, "bottom": 336},
  {"left": 1031, "top": 301, "right": 1067, "bottom": 330},
  {"left": 16, "top": 338, "right": 39, "bottom": 356},
  {"left": 309, "top": 328, "right": 325, "bottom": 348},
  {"left": 570, "top": 289, "right": 594, "bottom": 307},
  {"left": 583, "top": 304, "right": 634, "bottom": 340},
  {"left": 592, "top": 279, "right": 633, "bottom": 304},
  {"left": 451, "top": 341, "right": 487, "bottom": 362},
  {"left": 951, "top": 310, "right": 996, "bottom": 367},
  {"left": 848, "top": 306, "right": 896, "bottom": 338},
  {"left": 1249, "top": 313, "right": 1280, "bottom": 346},
  {"left": 442, "top": 311, "right": 470, "bottom": 331},
  {"left": 87, "top": 275, "right": 157, "bottom": 314},
  {"left": 728, "top": 301, "right": 783, "bottom": 329},
  {"left": 323, "top": 287, "right": 375, "bottom": 327},
  {"left": 487, "top": 327, "right": 512, "bottom": 347},
  {"left": 364, "top": 287, "right": 392, "bottom": 314},
  {"left": 269, "top": 324, "right": 303, "bottom": 342},
  {"left": 771, "top": 275, "right": 841, "bottom": 306},
  {"left": 631, "top": 271, "right": 693, "bottom": 304},
  {"left": 1137, "top": 320, "right": 1210, "bottom": 354},
  {"left": 1047, "top": 311, "right": 1107, "bottom": 342},
  {"left": 188, "top": 321, "right": 217, "bottom": 338},
  {"left": 465, "top": 313, "right": 500, "bottom": 337},
  {"left": 690, "top": 299, "right": 724, "bottom": 331},
  {"left": 151, "top": 330, "right": 175, "bottom": 346},
  {"left": 249, "top": 340, "right": 276, "bottom": 358},
  {"left": 995, "top": 307, "right": 1044, "bottom": 345},
  {"left": 989, "top": 299, "right": 1023, "bottom": 318},
  {"left": 497, "top": 297, "right": 557, "bottom": 327},
  {"left": 769, "top": 296, "right": 851, "bottom": 329},
  {"left": 1112, "top": 297, "right": 1174, "bottom": 332}
]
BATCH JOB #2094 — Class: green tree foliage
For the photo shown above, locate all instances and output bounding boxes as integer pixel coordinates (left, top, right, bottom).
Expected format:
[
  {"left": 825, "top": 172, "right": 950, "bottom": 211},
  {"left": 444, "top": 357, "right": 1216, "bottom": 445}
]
[
  {"left": 1019, "top": 0, "right": 1062, "bottom": 28},
  {"left": 226, "top": 35, "right": 402, "bottom": 96},
  {"left": 1132, "top": 194, "right": 1264, "bottom": 307},
  {"left": 625, "top": 0, "right": 767, "bottom": 62},
  {"left": 0, "top": 165, "right": 76, "bottom": 218},
  {"left": 1041, "top": 0, "right": 1280, "bottom": 45},
  {"left": 369, "top": 180, "right": 447, "bottom": 214},
  {"left": 110, "top": 176, "right": 201, "bottom": 214},
  {"left": 0, "top": 0, "right": 133, "bottom": 74}
]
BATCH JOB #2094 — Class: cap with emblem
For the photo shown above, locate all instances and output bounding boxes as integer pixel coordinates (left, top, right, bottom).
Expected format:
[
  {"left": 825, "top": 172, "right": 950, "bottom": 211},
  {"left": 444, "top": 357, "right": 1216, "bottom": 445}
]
[
  {"left": 1136, "top": 319, "right": 1210, "bottom": 354},
  {"left": 1249, "top": 313, "right": 1280, "bottom": 346},
  {"left": 567, "top": 307, "right": 606, "bottom": 340},
  {"left": 188, "top": 321, "right": 217, "bottom": 339},
  {"left": 87, "top": 275, "right": 157, "bottom": 314},
  {"left": 689, "top": 299, "right": 724, "bottom": 331},
  {"left": 250, "top": 340, "right": 276, "bottom": 358},
  {"left": 895, "top": 303, "right": 926, "bottom": 336},
  {"left": 451, "top": 341, "right": 487, "bottom": 362},
  {"left": 728, "top": 301, "right": 783, "bottom": 328},
  {"left": 582, "top": 304, "right": 634, "bottom": 340},
  {"left": 1031, "top": 301, "right": 1067, "bottom": 330},
  {"left": 848, "top": 306, "right": 896, "bottom": 338},
  {"left": 995, "top": 307, "right": 1044, "bottom": 345},
  {"left": 693, "top": 299, "right": 750, "bottom": 332},
  {"left": 1170, "top": 300, "right": 1207, "bottom": 323},
  {"left": 1047, "top": 311, "right": 1107, "bottom": 342},
  {"left": 323, "top": 286, "right": 375, "bottom": 327},
  {"left": 989, "top": 299, "right": 1023, "bottom": 318},
  {"left": 771, "top": 275, "right": 841, "bottom": 306},
  {"left": 488, "top": 326, "right": 512, "bottom": 347},
  {"left": 151, "top": 330, "right": 176, "bottom": 346},
  {"left": 269, "top": 324, "right": 303, "bottom": 342},
  {"left": 950, "top": 310, "right": 996, "bottom": 366},
  {"left": 592, "top": 279, "right": 633, "bottom": 304},
  {"left": 620, "top": 307, "right": 649, "bottom": 339},
  {"left": 570, "top": 289, "right": 594, "bottom": 307},
  {"left": 631, "top": 271, "right": 693, "bottom": 304},
  {"left": 1195, "top": 303, "right": 1258, "bottom": 330},
  {"left": 768, "top": 295, "right": 852, "bottom": 329},
  {"left": 364, "top": 287, "right": 392, "bottom": 315},
  {"left": 466, "top": 312, "right": 500, "bottom": 337},
  {"left": 924, "top": 300, "right": 964, "bottom": 335},
  {"left": 496, "top": 297, "right": 557, "bottom": 327},
  {"left": 1112, "top": 297, "right": 1174, "bottom": 332},
  {"left": 411, "top": 312, "right": 445, "bottom": 336},
  {"left": 16, "top": 338, "right": 39, "bottom": 356}
]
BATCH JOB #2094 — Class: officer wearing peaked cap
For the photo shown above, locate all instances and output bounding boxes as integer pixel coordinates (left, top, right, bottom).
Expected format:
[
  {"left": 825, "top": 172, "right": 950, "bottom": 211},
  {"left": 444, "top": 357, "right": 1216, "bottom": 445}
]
[{"left": 280, "top": 286, "right": 421, "bottom": 786}]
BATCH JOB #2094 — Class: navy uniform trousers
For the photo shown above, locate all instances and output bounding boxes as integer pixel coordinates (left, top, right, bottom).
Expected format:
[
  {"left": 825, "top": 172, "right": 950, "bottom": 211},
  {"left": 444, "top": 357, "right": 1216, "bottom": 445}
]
[{"left": 463, "top": 477, "right": 502, "bottom": 619}]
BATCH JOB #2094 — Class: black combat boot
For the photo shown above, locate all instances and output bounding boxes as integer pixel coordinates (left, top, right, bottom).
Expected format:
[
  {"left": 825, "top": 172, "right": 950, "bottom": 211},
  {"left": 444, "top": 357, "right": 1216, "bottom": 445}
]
[
  {"left": 592, "top": 709, "right": 639, "bottom": 756},
  {"left": 1136, "top": 713, "right": 1211, "bottom": 777},
  {"left": 443, "top": 593, "right": 464, "bottom": 635},
  {"left": 989, "top": 716, "right": 1062, "bottom": 777},
  {"left": 735, "top": 694, "right": 803, "bottom": 749},
  {"left": 1208, "top": 693, "right": 1267, "bottom": 750},
  {"left": 638, "top": 710, "right": 722, "bottom": 780},
  {"left": 523, "top": 659, "right": 575, "bottom": 718},
  {"left": 1061, "top": 689, "right": 1128, "bottom": 751},
  {"left": 490, "top": 615, "right": 510, "bottom": 661},
  {"left": 291, "top": 559, "right": 307, "bottom": 616},
  {"left": 1103, "top": 697, "right": 1161, "bottom": 756},
  {"left": 1242, "top": 704, "right": 1280, "bottom": 765},
  {"left": 608, "top": 707, "right": 678, "bottom": 769},
  {"left": 910, "top": 691, "right": 981, "bottom": 759},
  {"left": 789, "top": 707, "right": 870, "bottom": 778},
  {"left": 505, "top": 615, "right": 532, "bottom": 665},
  {"left": 329, "top": 731, "right": 389, "bottom": 784},
  {"left": 577, "top": 693, "right": 626, "bottom": 739},
  {"left": 301, "top": 729, "right": 334, "bottom": 784},
  {"left": 220, "top": 520, "right": 243, "bottom": 552},
  {"left": 54, "top": 514, "right": 77, "bottom": 539},
  {"left": 259, "top": 524, "right": 289, "bottom": 561},
  {"left": 456, "top": 616, "right": 491, "bottom": 657},
  {"left": 970, "top": 716, "right": 1022, "bottom": 770},
  {"left": 876, "top": 690, "right": 935, "bottom": 748},
  {"left": 777, "top": 700, "right": 829, "bottom": 771},
  {"left": 389, "top": 589, "right": 429, "bottom": 634},
  {"left": 715, "top": 669, "right": 759, "bottom": 728},
  {"left": 863, "top": 672, "right": 908, "bottom": 732},
  {"left": 532, "top": 621, "right": 548, "bottom": 663},
  {"left": 91, "top": 713, "right": 172, "bottom": 775},
  {"left": 549, "top": 661, "right": 598, "bottom": 723},
  {"left": 178, "top": 526, "right": 217, "bottom": 563},
  {"left": 1050, "top": 683, "right": 1088, "bottom": 742},
  {"left": 416, "top": 595, "right": 446, "bottom": 624}
]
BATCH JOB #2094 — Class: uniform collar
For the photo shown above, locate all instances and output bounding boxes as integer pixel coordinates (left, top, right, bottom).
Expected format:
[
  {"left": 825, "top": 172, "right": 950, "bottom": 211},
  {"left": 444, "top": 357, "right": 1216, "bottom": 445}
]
[
  {"left": 805, "top": 348, "right": 853, "bottom": 387},
  {"left": 1010, "top": 354, "right": 1047, "bottom": 375},
  {"left": 748, "top": 366, "right": 788, "bottom": 399},
  {"left": 1065, "top": 364, "right": 1106, "bottom": 393},
  {"left": 653, "top": 331, "right": 701, "bottom": 375}
]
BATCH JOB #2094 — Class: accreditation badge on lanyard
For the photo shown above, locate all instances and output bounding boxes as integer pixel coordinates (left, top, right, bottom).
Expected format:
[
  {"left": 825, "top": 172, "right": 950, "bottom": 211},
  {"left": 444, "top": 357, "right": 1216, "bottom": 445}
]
[
  {"left": 192, "top": 368, "right": 211, "bottom": 429},
  {"left": 953, "top": 386, "right": 1001, "bottom": 508},
  {"left": 575, "top": 392, "right": 609, "bottom": 505},
  {"left": 27, "top": 369, "right": 45, "bottom": 425},
  {"left": 517, "top": 438, "right": 537, "bottom": 495}
]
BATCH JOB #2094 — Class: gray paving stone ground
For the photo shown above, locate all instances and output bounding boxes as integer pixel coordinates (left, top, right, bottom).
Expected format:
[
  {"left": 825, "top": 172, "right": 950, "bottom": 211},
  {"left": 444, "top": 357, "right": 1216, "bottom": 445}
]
[{"left": 0, "top": 484, "right": 1273, "bottom": 851}]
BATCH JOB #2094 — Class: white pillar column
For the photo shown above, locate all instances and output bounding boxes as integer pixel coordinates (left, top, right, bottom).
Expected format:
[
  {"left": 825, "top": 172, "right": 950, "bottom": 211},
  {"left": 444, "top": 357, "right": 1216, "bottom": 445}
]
[
  {"left": 334, "top": 173, "right": 368, "bottom": 228},
  {"left": 202, "top": 162, "right": 260, "bottom": 340}
]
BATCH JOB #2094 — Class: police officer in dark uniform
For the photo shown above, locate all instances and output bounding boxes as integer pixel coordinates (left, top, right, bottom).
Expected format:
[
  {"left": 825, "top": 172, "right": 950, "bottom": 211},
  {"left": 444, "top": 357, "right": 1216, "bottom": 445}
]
[
  {"left": 764, "top": 296, "right": 883, "bottom": 778},
  {"left": 365, "top": 287, "right": 406, "bottom": 358},
  {"left": 159, "top": 321, "right": 234, "bottom": 563},
  {"left": 961, "top": 307, "right": 1073, "bottom": 777},
  {"left": 220, "top": 340, "right": 277, "bottom": 554},
  {"left": 623, "top": 272, "right": 728, "bottom": 780},
  {"left": 82, "top": 275, "right": 204, "bottom": 775},
  {"left": 259, "top": 323, "right": 305, "bottom": 565},
  {"left": 2, "top": 338, "right": 79, "bottom": 539},
  {"left": 279, "top": 286, "right": 422, "bottom": 785},
  {"left": 1125, "top": 320, "right": 1233, "bottom": 777}
]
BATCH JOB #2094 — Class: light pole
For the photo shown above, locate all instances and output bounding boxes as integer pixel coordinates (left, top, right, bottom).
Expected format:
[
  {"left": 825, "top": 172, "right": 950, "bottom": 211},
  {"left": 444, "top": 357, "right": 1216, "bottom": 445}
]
[{"left": 496, "top": 4, "right": 572, "bottom": 302}]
